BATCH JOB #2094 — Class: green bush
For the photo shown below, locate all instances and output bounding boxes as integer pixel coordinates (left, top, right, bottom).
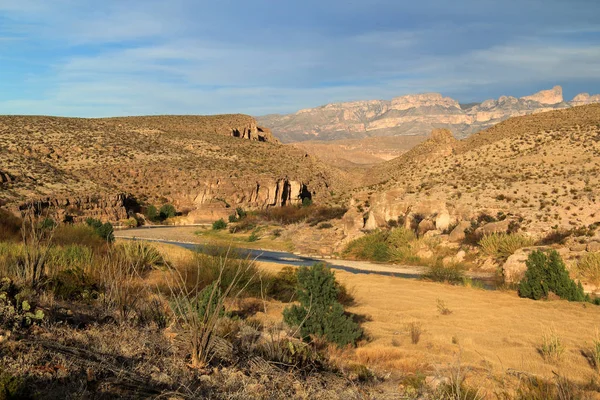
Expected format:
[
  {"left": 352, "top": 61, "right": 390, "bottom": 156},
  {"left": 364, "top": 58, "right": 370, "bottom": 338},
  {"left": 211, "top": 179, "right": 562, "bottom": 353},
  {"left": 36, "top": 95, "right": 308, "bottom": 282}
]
[
  {"left": 145, "top": 204, "right": 158, "bottom": 221},
  {"left": 518, "top": 250, "right": 587, "bottom": 302},
  {"left": 212, "top": 218, "right": 227, "bottom": 230},
  {"left": 85, "top": 219, "right": 114, "bottom": 242},
  {"left": 283, "top": 263, "right": 362, "bottom": 347},
  {"left": 159, "top": 204, "right": 176, "bottom": 220},
  {"left": 0, "top": 371, "right": 30, "bottom": 400},
  {"left": 228, "top": 214, "right": 238, "bottom": 223},
  {"left": 343, "top": 230, "right": 390, "bottom": 262}
]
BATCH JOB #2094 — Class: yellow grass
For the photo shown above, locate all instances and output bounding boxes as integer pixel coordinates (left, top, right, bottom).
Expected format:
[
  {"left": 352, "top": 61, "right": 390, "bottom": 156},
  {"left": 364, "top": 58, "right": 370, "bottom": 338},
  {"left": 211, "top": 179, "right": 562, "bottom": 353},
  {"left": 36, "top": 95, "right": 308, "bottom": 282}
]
[{"left": 154, "top": 242, "right": 600, "bottom": 394}]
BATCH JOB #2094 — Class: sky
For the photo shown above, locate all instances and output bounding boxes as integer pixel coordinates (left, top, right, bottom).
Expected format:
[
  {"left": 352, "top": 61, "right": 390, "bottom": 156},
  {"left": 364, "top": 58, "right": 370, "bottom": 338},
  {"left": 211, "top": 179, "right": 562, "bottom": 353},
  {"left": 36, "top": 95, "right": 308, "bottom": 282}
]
[{"left": 0, "top": 0, "right": 599, "bottom": 117}]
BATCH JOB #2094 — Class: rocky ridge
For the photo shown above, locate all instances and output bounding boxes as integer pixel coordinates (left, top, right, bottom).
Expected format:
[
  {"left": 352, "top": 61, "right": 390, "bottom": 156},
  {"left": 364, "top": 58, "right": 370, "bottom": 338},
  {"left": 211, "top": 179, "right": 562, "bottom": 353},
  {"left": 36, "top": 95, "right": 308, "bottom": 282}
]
[
  {"left": 257, "top": 85, "right": 600, "bottom": 142},
  {"left": 0, "top": 115, "right": 346, "bottom": 223}
]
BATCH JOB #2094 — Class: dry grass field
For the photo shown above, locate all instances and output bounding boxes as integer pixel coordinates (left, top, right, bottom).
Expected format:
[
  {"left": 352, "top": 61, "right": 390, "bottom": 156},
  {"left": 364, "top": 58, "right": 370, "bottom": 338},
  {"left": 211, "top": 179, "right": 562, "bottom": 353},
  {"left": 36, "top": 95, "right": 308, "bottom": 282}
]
[{"left": 156, "top": 243, "right": 600, "bottom": 398}]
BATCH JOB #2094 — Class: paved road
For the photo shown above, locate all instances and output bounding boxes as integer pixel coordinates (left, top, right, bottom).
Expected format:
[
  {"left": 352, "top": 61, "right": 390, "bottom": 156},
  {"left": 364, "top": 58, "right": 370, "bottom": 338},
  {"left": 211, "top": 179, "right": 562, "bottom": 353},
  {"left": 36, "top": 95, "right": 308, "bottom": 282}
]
[{"left": 116, "top": 227, "right": 498, "bottom": 288}]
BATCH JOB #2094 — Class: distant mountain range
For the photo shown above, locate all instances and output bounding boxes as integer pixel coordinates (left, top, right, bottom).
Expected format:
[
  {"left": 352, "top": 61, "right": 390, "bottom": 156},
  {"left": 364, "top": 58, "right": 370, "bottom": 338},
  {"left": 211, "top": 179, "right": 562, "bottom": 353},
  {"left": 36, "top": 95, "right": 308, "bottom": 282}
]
[{"left": 257, "top": 86, "right": 600, "bottom": 143}]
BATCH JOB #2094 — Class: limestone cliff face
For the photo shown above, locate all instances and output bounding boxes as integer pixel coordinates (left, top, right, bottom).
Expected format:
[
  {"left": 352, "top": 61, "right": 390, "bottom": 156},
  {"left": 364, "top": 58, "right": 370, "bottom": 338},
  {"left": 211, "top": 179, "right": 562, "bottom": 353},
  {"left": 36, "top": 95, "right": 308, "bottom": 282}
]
[
  {"left": 520, "top": 85, "right": 563, "bottom": 104},
  {"left": 257, "top": 86, "right": 600, "bottom": 142},
  {"left": 570, "top": 93, "right": 600, "bottom": 106},
  {"left": 17, "top": 194, "right": 129, "bottom": 223}
]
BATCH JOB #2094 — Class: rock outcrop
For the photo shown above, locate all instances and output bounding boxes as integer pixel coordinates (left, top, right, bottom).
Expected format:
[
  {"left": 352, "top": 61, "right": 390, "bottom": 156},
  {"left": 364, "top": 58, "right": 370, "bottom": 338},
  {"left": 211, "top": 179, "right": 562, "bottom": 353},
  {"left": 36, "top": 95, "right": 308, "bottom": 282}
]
[
  {"left": 570, "top": 93, "right": 600, "bottom": 106},
  {"left": 520, "top": 85, "right": 563, "bottom": 104}
]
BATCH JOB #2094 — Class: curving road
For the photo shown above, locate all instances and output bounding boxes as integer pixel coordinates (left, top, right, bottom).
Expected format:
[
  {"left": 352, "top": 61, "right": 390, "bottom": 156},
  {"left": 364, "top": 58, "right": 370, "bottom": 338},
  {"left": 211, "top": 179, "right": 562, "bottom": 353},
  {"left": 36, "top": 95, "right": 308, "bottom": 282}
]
[{"left": 116, "top": 227, "right": 498, "bottom": 288}]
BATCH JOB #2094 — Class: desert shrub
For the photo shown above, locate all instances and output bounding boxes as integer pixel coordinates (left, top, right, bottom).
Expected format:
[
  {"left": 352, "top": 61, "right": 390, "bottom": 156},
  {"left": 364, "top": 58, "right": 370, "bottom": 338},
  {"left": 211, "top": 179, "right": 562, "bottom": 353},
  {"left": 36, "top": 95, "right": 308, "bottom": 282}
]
[
  {"left": 52, "top": 224, "right": 106, "bottom": 249},
  {"left": 145, "top": 204, "right": 158, "bottom": 221},
  {"left": 48, "top": 268, "right": 99, "bottom": 300},
  {"left": 229, "top": 215, "right": 258, "bottom": 233},
  {"left": 85, "top": 218, "right": 114, "bottom": 242},
  {"left": 576, "top": 252, "right": 600, "bottom": 286},
  {"left": 123, "top": 217, "right": 138, "bottom": 228},
  {"left": 283, "top": 263, "right": 362, "bottom": 347},
  {"left": 518, "top": 250, "right": 586, "bottom": 301},
  {"left": 424, "top": 261, "right": 465, "bottom": 285},
  {"left": 407, "top": 321, "right": 422, "bottom": 344},
  {"left": 479, "top": 233, "right": 534, "bottom": 260},
  {"left": 343, "top": 230, "right": 390, "bottom": 262},
  {"left": 317, "top": 222, "right": 333, "bottom": 229},
  {"left": 302, "top": 197, "right": 313, "bottom": 207},
  {"left": 0, "top": 209, "right": 21, "bottom": 242},
  {"left": 159, "top": 204, "right": 176, "bottom": 220},
  {"left": 537, "top": 229, "right": 572, "bottom": 245},
  {"left": 266, "top": 266, "right": 298, "bottom": 302},
  {"left": 212, "top": 218, "right": 227, "bottom": 231},
  {"left": 0, "top": 371, "right": 30, "bottom": 400},
  {"left": 247, "top": 231, "right": 259, "bottom": 242},
  {"left": 235, "top": 207, "right": 247, "bottom": 219},
  {"left": 228, "top": 214, "right": 238, "bottom": 223},
  {"left": 257, "top": 205, "right": 346, "bottom": 226}
]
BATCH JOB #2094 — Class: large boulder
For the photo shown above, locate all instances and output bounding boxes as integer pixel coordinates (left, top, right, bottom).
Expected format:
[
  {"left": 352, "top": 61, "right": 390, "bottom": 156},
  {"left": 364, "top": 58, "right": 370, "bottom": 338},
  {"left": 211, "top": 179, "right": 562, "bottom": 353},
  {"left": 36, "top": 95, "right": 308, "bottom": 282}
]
[
  {"left": 587, "top": 241, "right": 600, "bottom": 252},
  {"left": 448, "top": 221, "right": 471, "bottom": 242},
  {"left": 417, "top": 219, "right": 436, "bottom": 236},
  {"left": 363, "top": 212, "right": 378, "bottom": 231},
  {"left": 435, "top": 211, "right": 452, "bottom": 232},
  {"left": 502, "top": 248, "right": 531, "bottom": 283}
]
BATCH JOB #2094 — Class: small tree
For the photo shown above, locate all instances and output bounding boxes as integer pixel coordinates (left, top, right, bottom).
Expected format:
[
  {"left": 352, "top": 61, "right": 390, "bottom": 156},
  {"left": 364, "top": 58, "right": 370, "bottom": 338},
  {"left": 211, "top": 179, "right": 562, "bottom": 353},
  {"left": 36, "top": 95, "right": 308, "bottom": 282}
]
[
  {"left": 159, "top": 204, "right": 176, "bottom": 220},
  {"left": 212, "top": 219, "right": 227, "bottom": 231},
  {"left": 146, "top": 205, "right": 158, "bottom": 221},
  {"left": 518, "top": 250, "right": 586, "bottom": 302},
  {"left": 283, "top": 263, "right": 362, "bottom": 346}
]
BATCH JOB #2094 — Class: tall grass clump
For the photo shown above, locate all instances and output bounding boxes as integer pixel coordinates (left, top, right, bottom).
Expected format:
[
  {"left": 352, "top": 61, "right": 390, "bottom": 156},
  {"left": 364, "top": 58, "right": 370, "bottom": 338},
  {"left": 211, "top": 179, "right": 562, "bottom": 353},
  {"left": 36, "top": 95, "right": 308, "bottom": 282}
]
[
  {"left": 343, "top": 227, "right": 421, "bottom": 263},
  {"left": 539, "top": 327, "right": 565, "bottom": 364},
  {"left": 576, "top": 253, "right": 600, "bottom": 286},
  {"left": 164, "top": 252, "right": 256, "bottom": 368},
  {"left": 479, "top": 233, "right": 534, "bottom": 260},
  {"left": 118, "top": 241, "right": 169, "bottom": 273},
  {"left": 424, "top": 260, "right": 466, "bottom": 285}
]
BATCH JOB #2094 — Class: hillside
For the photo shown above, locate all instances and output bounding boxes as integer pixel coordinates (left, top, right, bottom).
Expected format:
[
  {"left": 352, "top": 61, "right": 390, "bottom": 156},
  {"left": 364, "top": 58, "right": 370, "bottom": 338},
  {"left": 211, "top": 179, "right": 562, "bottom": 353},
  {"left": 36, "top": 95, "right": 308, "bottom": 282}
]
[
  {"left": 291, "top": 134, "right": 428, "bottom": 169},
  {"left": 257, "top": 85, "right": 600, "bottom": 143},
  {"left": 356, "top": 104, "right": 600, "bottom": 235},
  {"left": 0, "top": 115, "right": 351, "bottom": 224}
]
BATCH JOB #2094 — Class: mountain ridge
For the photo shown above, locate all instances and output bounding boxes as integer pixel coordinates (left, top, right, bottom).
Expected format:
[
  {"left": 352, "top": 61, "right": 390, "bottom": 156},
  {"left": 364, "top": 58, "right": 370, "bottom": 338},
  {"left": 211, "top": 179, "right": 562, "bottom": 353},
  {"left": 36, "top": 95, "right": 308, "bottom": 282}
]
[{"left": 257, "top": 85, "right": 600, "bottom": 143}]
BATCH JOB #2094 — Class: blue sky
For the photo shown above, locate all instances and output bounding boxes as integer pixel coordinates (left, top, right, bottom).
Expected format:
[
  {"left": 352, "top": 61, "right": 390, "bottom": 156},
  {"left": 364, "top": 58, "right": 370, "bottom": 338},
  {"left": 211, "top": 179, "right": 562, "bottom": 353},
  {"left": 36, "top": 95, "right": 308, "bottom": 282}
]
[{"left": 1, "top": 0, "right": 599, "bottom": 117}]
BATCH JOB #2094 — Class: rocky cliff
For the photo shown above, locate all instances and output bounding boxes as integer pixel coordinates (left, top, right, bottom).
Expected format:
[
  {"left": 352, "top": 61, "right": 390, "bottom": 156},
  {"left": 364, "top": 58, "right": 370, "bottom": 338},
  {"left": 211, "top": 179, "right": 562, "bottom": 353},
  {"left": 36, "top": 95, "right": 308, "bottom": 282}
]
[
  {"left": 257, "top": 86, "right": 600, "bottom": 142},
  {"left": 0, "top": 114, "right": 343, "bottom": 224}
]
